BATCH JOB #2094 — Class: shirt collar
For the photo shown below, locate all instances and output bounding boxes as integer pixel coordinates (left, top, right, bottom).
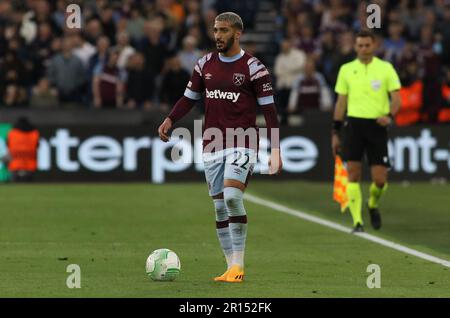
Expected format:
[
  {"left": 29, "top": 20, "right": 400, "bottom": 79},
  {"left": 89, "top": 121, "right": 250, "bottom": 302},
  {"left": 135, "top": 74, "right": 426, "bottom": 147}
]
[
  {"left": 218, "top": 49, "right": 245, "bottom": 63},
  {"left": 357, "top": 56, "right": 377, "bottom": 66}
]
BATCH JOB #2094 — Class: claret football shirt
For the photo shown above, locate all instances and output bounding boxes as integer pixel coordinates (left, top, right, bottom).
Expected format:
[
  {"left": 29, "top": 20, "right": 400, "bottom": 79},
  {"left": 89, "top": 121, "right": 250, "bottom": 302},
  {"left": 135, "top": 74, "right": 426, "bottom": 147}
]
[{"left": 184, "top": 49, "right": 275, "bottom": 150}]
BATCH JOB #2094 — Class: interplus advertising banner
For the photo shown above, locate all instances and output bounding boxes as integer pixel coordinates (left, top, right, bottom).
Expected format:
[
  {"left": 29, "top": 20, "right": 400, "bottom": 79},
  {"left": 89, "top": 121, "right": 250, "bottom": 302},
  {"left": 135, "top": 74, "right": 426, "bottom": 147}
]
[{"left": 29, "top": 124, "right": 450, "bottom": 182}]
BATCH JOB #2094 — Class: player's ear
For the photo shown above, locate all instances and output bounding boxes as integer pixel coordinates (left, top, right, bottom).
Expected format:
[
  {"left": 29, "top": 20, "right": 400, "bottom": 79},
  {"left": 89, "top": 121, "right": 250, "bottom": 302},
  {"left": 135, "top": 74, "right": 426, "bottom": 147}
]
[{"left": 235, "top": 29, "right": 242, "bottom": 41}]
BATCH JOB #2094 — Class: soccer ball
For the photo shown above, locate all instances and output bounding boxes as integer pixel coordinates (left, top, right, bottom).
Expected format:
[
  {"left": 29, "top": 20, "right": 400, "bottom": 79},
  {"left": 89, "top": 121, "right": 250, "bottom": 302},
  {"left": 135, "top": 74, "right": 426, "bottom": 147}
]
[{"left": 145, "top": 248, "right": 181, "bottom": 281}]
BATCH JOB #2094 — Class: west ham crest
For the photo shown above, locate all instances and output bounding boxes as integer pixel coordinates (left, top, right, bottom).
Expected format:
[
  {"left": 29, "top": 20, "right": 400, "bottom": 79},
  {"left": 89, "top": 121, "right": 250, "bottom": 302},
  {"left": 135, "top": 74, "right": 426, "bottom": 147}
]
[{"left": 233, "top": 73, "right": 245, "bottom": 86}]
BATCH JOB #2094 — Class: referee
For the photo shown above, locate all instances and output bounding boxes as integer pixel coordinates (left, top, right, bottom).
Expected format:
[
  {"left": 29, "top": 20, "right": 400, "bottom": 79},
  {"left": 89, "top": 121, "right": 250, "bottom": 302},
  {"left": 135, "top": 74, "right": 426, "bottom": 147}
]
[{"left": 332, "top": 30, "right": 401, "bottom": 233}]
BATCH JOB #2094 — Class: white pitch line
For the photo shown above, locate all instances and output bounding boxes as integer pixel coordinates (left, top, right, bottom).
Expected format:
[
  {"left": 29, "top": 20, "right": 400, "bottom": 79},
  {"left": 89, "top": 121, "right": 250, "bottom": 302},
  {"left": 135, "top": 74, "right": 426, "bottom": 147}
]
[{"left": 245, "top": 193, "right": 450, "bottom": 268}]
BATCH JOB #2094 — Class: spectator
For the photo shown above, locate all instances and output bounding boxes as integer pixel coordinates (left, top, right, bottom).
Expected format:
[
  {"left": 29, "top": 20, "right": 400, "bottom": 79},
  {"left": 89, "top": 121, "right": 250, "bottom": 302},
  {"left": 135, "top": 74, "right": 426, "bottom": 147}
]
[
  {"left": 438, "top": 4, "right": 450, "bottom": 66},
  {"left": 86, "top": 36, "right": 110, "bottom": 101},
  {"left": 125, "top": 52, "right": 154, "bottom": 110},
  {"left": 383, "top": 22, "right": 406, "bottom": 66},
  {"left": 126, "top": 5, "right": 146, "bottom": 42},
  {"left": 47, "top": 36, "right": 86, "bottom": 107},
  {"left": 320, "top": 5, "right": 347, "bottom": 35},
  {"left": 72, "top": 32, "right": 97, "bottom": 70},
  {"left": 6, "top": 116, "right": 39, "bottom": 182},
  {"left": 30, "top": 77, "right": 58, "bottom": 109},
  {"left": 29, "top": 22, "right": 54, "bottom": 83},
  {"left": 288, "top": 58, "right": 333, "bottom": 114},
  {"left": 115, "top": 31, "right": 136, "bottom": 72},
  {"left": 1, "top": 50, "right": 28, "bottom": 107},
  {"left": 92, "top": 49, "right": 125, "bottom": 109},
  {"left": 317, "top": 30, "right": 336, "bottom": 85},
  {"left": 418, "top": 25, "right": 442, "bottom": 122},
  {"left": 140, "top": 18, "right": 169, "bottom": 77},
  {"left": 88, "top": 36, "right": 110, "bottom": 78},
  {"left": 274, "top": 39, "right": 307, "bottom": 125},
  {"left": 51, "top": 0, "right": 68, "bottom": 32},
  {"left": 398, "top": 41, "right": 419, "bottom": 70},
  {"left": 160, "top": 56, "right": 190, "bottom": 111},
  {"left": 99, "top": 6, "right": 117, "bottom": 45},
  {"left": 183, "top": 0, "right": 203, "bottom": 30},
  {"left": 295, "top": 25, "right": 318, "bottom": 56},
  {"left": 328, "top": 31, "right": 355, "bottom": 89},
  {"left": 187, "top": 24, "right": 214, "bottom": 51},
  {"left": 85, "top": 19, "right": 104, "bottom": 45},
  {"left": 396, "top": 61, "right": 423, "bottom": 126},
  {"left": 177, "top": 35, "right": 202, "bottom": 74}
]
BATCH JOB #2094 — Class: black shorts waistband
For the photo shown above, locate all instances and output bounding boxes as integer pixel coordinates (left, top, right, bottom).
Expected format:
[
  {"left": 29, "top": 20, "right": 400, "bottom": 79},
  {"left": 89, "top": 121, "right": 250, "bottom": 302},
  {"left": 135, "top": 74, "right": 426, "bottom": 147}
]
[{"left": 347, "top": 116, "right": 379, "bottom": 123}]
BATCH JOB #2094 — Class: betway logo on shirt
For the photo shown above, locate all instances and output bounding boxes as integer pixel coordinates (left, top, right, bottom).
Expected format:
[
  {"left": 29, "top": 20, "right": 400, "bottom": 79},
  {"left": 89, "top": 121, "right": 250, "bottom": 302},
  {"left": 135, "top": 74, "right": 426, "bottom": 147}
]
[{"left": 205, "top": 89, "right": 240, "bottom": 102}]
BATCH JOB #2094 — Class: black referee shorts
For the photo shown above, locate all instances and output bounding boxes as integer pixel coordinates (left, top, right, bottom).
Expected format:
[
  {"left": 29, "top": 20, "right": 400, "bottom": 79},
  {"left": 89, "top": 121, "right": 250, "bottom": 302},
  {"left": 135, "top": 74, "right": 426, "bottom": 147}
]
[{"left": 343, "top": 117, "right": 390, "bottom": 167}]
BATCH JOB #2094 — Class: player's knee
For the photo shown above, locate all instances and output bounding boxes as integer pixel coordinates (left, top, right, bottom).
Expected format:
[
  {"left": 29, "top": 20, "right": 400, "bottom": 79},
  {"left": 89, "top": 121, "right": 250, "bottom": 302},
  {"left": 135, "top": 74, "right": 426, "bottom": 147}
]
[
  {"left": 223, "top": 187, "right": 246, "bottom": 217},
  {"left": 213, "top": 199, "right": 228, "bottom": 222}
]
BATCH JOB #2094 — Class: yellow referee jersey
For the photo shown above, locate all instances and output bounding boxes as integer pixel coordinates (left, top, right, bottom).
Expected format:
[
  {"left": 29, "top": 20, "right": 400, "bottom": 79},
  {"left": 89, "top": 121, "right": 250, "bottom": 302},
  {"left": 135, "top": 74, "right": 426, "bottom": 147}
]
[{"left": 334, "top": 57, "right": 401, "bottom": 119}]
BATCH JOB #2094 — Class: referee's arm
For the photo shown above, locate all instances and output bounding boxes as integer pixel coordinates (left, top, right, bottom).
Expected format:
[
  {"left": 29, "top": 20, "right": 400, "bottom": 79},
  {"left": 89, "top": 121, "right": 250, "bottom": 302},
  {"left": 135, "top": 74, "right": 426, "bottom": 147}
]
[
  {"left": 376, "top": 90, "right": 401, "bottom": 127},
  {"left": 333, "top": 94, "right": 347, "bottom": 122},
  {"left": 331, "top": 94, "right": 347, "bottom": 157},
  {"left": 389, "top": 90, "right": 401, "bottom": 116}
]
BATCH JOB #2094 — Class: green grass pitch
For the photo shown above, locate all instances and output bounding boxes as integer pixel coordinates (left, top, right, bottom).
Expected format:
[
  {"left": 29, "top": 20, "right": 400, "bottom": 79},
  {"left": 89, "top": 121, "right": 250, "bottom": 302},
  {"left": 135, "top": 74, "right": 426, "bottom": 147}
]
[{"left": 0, "top": 181, "right": 449, "bottom": 297}]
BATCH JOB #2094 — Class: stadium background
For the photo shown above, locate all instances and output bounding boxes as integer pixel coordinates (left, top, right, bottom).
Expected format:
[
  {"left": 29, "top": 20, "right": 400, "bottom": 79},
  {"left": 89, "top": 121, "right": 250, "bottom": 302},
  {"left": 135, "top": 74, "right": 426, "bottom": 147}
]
[{"left": 0, "top": 0, "right": 449, "bottom": 183}]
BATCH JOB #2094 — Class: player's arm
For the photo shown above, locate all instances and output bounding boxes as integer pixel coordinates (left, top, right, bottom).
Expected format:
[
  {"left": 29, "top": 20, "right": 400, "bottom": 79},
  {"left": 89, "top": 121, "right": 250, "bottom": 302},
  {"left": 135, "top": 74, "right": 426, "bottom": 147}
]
[
  {"left": 249, "top": 58, "right": 282, "bottom": 174},
  {"left": 333, "top": 94, "right": 348, "bottom": 121},
  {"left": 158, "top": 60, "right": 205, "bottom": 142},
  {"left": 331, "top": 94, "right": 347, "bottom": 157},
  {"left": 377, "top": 90, "right": 400, "bottom": 127},
  {"left": 261, "top": 103, "right": 282, "bottom": 175},
  {"left": 377, "top": 64, "right": 402, "bottom": 127},
  {"left": 158, "top": 96, "right": 198, "bottom": 142},
  {"left": 389, "top": 89, "right": 401, "bottom": 116},
  {"left": 376, "top": 89, "right": 400, "bottom": 127},
  {"left": 332, "top": 66, "right": 348, "bottom": 158}
]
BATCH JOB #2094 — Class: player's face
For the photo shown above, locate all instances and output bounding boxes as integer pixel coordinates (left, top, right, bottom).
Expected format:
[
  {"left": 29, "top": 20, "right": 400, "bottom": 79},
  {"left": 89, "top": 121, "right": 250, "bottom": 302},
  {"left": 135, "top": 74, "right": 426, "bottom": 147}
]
[
  {"left": 213, "top": 21, "right": 238, "bottom": 53},
  {"left": 355, "top": 36, "right": 375, "bottom": 59}
]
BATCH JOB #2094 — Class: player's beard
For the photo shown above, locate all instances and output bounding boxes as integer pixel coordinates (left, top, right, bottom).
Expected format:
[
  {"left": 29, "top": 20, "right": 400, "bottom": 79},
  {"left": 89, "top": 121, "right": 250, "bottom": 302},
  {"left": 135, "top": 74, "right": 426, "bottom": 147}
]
[{"left": 216, "top": 36, "right": 235, "bottom": 53}]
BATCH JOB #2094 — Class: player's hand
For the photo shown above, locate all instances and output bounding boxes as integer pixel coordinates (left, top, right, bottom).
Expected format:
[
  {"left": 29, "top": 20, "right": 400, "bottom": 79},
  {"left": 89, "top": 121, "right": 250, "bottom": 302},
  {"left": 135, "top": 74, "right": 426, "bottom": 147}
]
[
  {"left": 158, "top": 117, "right": 172, "bottom": 142},
  {"left": 376, "top": 116, "right": 392, "bottom": 127},
  {"left": 268, "top": 148, "right": 282, "bottom": 175},
  {"left": 331, "top": 133, "right": 341, "bottom": 158}
]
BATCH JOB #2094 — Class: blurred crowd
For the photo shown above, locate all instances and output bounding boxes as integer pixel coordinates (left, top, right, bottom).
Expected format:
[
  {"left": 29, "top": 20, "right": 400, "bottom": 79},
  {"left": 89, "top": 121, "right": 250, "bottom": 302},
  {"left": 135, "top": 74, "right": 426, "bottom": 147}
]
[
  {"left": 0, "top": 0, "right": 256, "bottom": 111},
  {"left": 0, "top": 0, "right": 450, "bottom": 126},
  {"left": 273, "top": 0, "right": 450, "bottom": 125}
]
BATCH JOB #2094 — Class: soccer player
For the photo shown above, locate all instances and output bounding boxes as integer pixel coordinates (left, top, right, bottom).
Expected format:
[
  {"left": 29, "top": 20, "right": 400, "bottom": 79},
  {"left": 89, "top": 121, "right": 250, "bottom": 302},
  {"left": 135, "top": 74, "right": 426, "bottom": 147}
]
[
  {"left": 332, "top": 30, "right": 401, "bottom": 233},
  {"left": 158, "top": 12, "right": 282, "bottom": 282}
]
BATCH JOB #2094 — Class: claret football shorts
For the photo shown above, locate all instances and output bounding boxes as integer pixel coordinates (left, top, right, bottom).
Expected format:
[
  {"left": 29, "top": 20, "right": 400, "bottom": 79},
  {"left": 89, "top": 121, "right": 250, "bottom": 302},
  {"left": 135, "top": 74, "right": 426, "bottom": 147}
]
[
  {"left": 203, "top": 148, "right": 256, "bottom": 196},
  {"left": 343, "top": 117, "right": 390, "bottom": 167}
]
